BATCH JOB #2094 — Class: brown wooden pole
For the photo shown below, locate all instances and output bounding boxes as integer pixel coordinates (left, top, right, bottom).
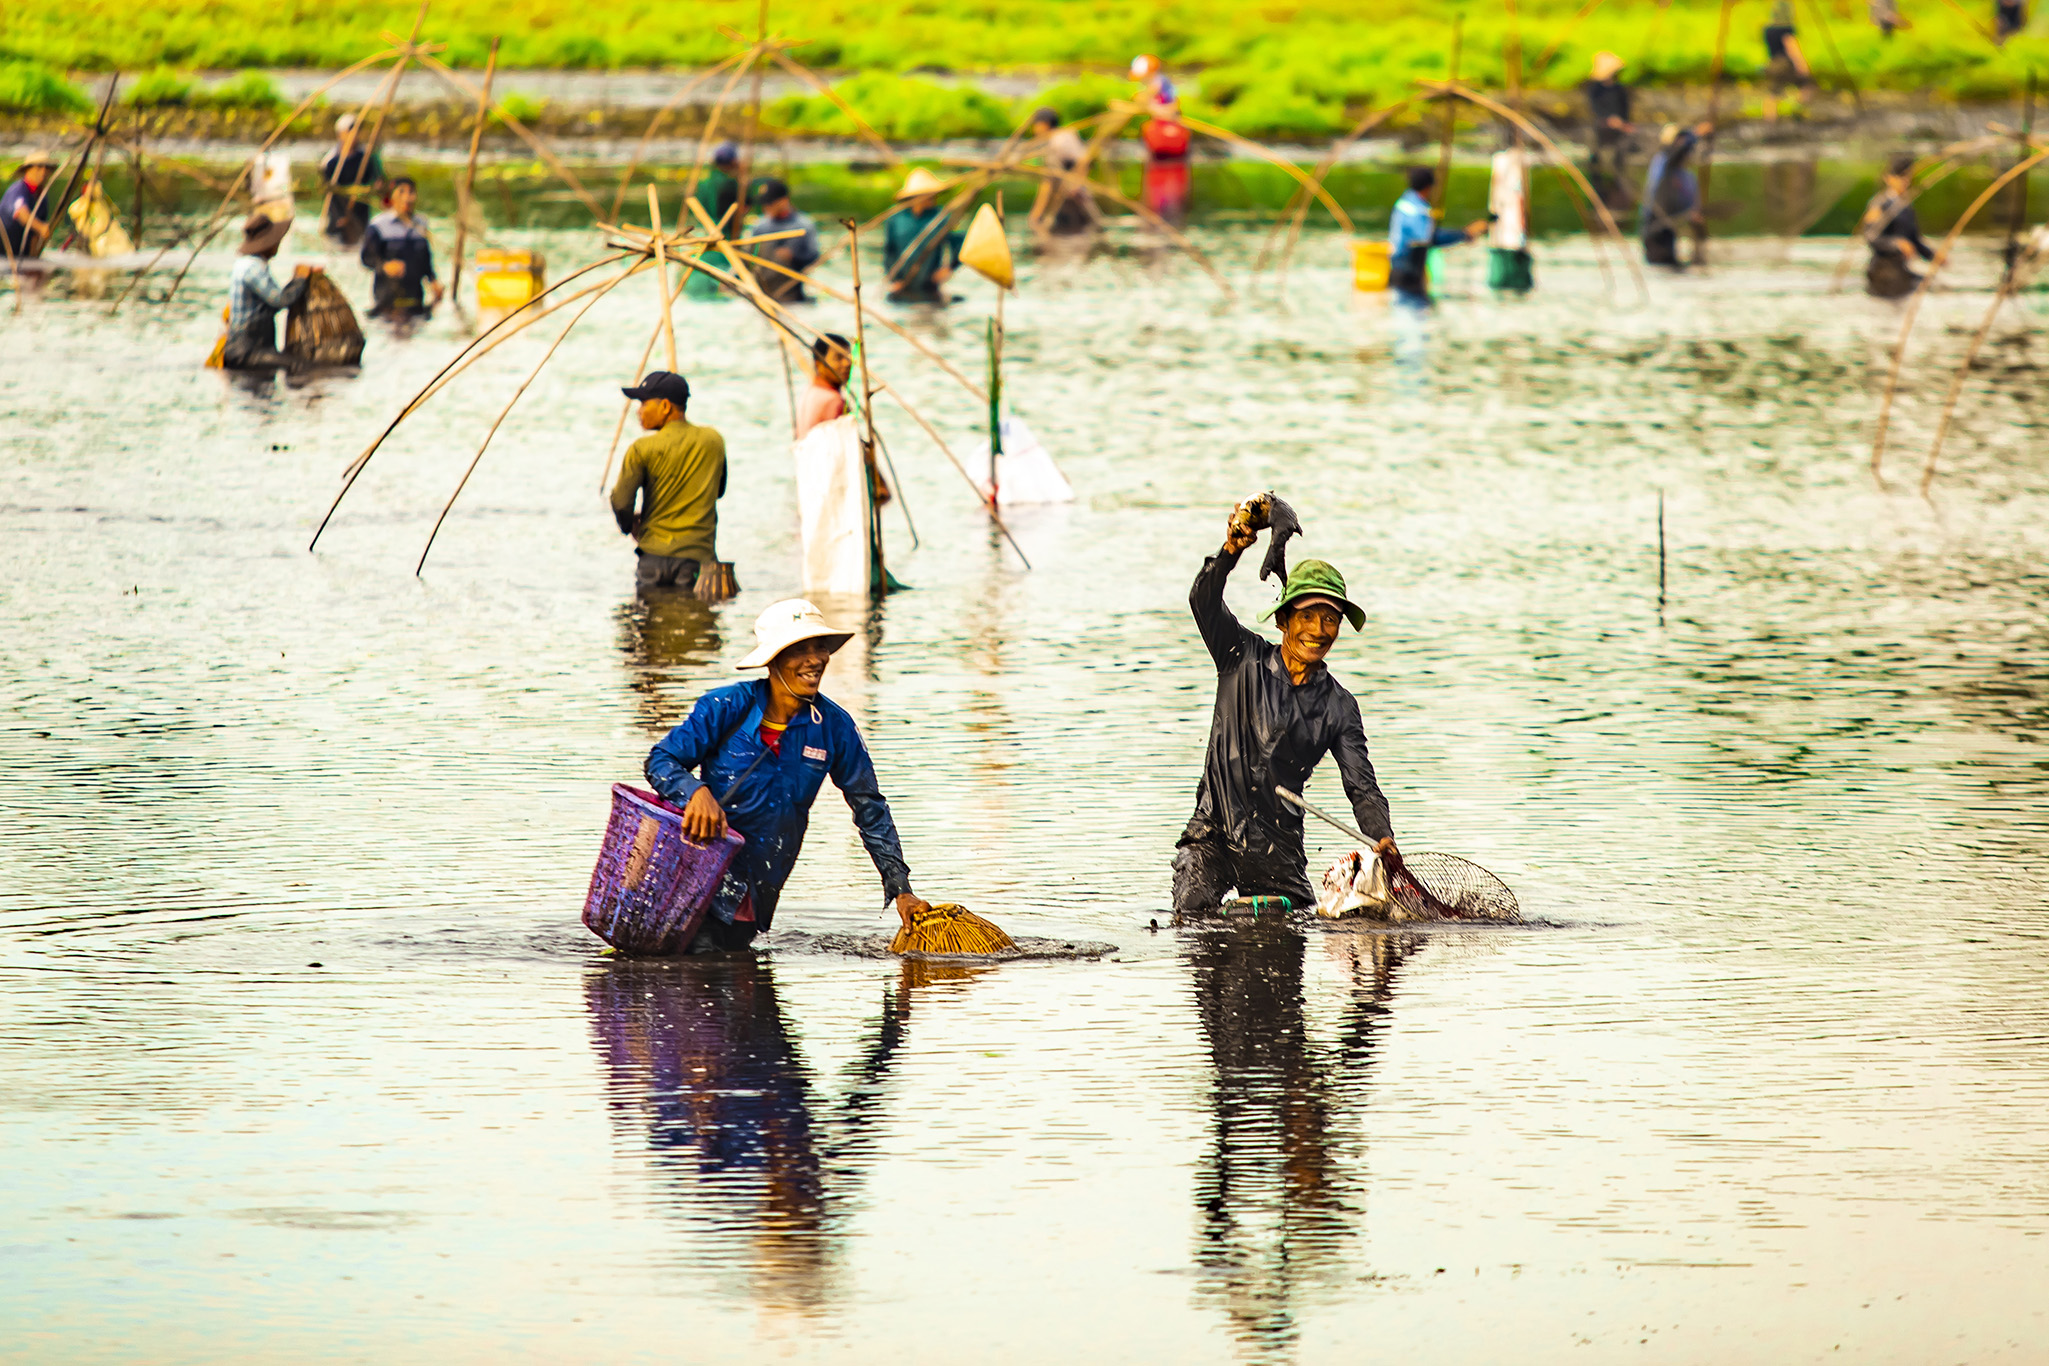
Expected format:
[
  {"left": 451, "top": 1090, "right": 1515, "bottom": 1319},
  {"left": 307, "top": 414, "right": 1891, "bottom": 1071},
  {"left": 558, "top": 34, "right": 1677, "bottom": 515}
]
[
  {"left": 649, "top": 184, "right": 678, "bottom": 371},
  {"left": 450, "top": 36, "right": 498, "bottom": 306},
  {"left": 843, "top": 222, "right": 887, "bottom": 595}
]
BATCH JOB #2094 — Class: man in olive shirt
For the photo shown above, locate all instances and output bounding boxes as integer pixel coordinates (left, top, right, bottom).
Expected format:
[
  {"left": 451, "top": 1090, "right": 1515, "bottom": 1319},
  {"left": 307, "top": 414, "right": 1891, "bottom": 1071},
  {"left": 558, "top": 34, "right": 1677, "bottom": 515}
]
[{"left": 610, "top": 371, "right": 728, "bottom": 590}]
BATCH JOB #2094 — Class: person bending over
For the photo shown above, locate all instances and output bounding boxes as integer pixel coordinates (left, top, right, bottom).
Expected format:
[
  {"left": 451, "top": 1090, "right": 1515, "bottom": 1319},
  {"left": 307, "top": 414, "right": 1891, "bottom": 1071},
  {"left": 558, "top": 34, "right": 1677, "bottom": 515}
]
[{"left": 647, "top": 599, "right": 933, "bottom": 951}]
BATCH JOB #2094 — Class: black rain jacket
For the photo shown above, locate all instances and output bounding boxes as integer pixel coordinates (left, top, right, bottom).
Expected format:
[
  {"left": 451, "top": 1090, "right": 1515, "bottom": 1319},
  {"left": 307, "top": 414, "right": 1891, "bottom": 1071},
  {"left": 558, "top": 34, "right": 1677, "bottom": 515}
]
[{"left": 1179, "top": 546, "right": 1395, "bottom": 877}]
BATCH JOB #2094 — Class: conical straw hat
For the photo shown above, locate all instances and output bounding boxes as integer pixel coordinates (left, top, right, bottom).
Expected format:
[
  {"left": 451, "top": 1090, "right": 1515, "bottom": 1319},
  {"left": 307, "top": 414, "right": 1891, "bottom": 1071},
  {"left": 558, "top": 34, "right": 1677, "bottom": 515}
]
[
  {"left": 895, "top": 166, "right": 949, "bottom": 200},
  {"left": 958, "top": 202, "right": 1013, "bottom": 288}
]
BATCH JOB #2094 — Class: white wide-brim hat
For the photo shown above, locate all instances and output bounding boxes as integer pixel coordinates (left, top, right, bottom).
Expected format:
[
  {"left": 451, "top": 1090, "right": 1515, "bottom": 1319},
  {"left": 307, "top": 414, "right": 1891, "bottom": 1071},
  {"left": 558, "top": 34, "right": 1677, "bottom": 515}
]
[{"left": 738, "top": 598, "right": 855, "bottom": 669}]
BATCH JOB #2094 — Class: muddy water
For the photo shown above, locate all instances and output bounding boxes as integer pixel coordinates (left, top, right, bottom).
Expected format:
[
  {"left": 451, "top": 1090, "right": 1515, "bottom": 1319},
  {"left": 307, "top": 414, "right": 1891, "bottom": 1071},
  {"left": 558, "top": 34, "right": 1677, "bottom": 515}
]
[{"left": 4, "top": 223, "right": 2048, "bottom": 1363}]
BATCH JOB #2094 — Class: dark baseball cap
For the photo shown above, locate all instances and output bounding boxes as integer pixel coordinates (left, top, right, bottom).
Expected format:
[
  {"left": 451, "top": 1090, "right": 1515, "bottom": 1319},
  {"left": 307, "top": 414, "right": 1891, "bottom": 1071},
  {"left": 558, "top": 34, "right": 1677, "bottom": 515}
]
[{"left": 621, "top": 371, "right": 690, "bottom": 405}]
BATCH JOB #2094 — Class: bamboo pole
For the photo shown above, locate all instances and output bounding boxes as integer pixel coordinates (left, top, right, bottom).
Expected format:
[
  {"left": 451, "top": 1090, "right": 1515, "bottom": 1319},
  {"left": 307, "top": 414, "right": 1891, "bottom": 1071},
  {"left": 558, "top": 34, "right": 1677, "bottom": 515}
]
[
  {"left": 1829, "top": 144, "right": 1998, "bottom": 291},
  {"left": 1259, "top": 99, "right": 1412, "bottom": 276},
  {"left": 766, "top": 49, "right": 903, "bottom": 165},
  {"left": 1698, "top": 0, "right": 1738, "bottom": 264},
  {"left": 450, "top": 36, "right": 498, "bottom": 307},
  {"left": 359, "top": 1, "right": 431, "bottom": 166},
  {"left": 873, "top": 385, "right": 1031, "bottom": 569},
  {"left": 1529, "top": 0, "right": 1614, "bottom": 79},
  {"left": 142, "top": 47, "right": 406, "bottom": 311},
  {"left": 845, "top": 221, "right": 889, "bottom": 595},
  {"left": 1435, "top": 17, "right": 1463, "bottom": 218},
  {"left": 313, "top": 251, "right": 636, "bottom": 546},
  {"left": 601, "top": 317, "right": 668, "bottom": 490},
  {"left": 1869, "top": 147, "right": 2049, "bottom": 486},
  {"left": 1144, "top": 105, "right": 1357, "bottom": 234},
  {"left": 743, "top": 0, "right": 769, "bottom": 193},
  {"left": 608, "top": 50, "right": 750, "bottom": 222},
  {"left": 1919, "top": 273, "right": 2027, "bottom": 495},
  {"left": 649, "top": 185, "right": 678, "bottom": 370},
  {"left": 682, "top": 55, "right": 755, "bottom": 201},
  {"left": 418, "top": 270, "right": 633, "bottom": 573},
  {"left": 35, "top": 74, "right": 121, "bottom": 259},
  {"left": 412, "top": 52, "right": 606, "bottom": 219},
  {"left": 1432, "top": 81, "right": 1650, "bottom": 302},
  {"left": 2004, "top": 71, "right": 2036, "bottom": 282},
  {"left": 1799, "top": 0, "right": 1863, "bottom": 112}
]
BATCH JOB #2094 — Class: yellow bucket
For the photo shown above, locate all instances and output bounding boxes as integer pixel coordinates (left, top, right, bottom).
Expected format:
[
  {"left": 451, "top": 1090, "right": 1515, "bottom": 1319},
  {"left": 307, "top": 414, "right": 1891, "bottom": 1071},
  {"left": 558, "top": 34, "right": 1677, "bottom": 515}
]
[
  {"left": 1351, "top": 239, "right": 1391, "bottom": 292},
  {"left": 475, "top": 247, "right": 546, "bottom": 309}
]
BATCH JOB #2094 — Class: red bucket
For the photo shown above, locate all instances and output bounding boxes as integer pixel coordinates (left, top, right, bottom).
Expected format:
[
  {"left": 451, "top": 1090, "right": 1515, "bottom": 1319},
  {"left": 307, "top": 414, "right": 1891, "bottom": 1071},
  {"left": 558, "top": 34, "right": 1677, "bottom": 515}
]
[{"left": 582, "top": 784, "right": 745, "bottom": 956}]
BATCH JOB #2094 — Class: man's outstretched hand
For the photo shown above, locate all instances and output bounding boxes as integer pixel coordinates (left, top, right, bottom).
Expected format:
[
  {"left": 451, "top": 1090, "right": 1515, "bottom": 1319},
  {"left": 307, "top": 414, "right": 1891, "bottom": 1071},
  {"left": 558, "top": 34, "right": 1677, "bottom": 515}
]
[{"left": 1375, "top": 836, "right": 1403, "bottom": 875}]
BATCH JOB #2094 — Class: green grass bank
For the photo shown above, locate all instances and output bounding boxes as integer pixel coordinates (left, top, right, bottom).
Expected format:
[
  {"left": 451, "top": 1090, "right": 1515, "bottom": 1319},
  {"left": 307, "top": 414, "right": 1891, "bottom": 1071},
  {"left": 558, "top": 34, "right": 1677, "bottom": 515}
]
[{"left": 6, "top": 0, "right": 2049, "bottom": 141}]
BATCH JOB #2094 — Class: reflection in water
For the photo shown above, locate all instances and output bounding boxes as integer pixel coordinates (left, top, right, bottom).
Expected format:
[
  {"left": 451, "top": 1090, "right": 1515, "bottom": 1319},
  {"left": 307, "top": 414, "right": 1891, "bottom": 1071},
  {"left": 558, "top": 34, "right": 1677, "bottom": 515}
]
[
  {"left": 1186, "top": 920, "right": 1421, "bottom": 1359},
  {"left": 584, "top": 955, "right": 987, "bottom": 1311},
  {"left": 616, "top": 594, "right": 726, "bottom": 733}
]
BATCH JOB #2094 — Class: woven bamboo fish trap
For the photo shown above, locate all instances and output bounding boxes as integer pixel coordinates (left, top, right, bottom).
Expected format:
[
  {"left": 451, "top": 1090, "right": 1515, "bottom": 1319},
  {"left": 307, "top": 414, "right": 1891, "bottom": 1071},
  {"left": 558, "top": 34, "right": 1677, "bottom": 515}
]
[
  {"left": 890, "top": 903, "right": 1015, "bottom": 956},
  {"left": 286, "top": 273, "right": 366, "bottom": 367}
]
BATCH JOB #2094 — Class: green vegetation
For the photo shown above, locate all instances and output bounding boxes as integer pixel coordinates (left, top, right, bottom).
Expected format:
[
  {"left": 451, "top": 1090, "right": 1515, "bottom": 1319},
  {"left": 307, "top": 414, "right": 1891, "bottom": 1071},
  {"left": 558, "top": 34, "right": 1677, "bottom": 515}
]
[
  {"left": 0, "top": 59, "right": 91, "bottom": 114},
  {"left": 123, "top": 66, "right": 196, "bottom": 107},
  {"left": 5, "top": 0, "right": 2049, "bottom": 140},
  {"left": 194, "top": 71, "right": 283, "bottom": 110}
]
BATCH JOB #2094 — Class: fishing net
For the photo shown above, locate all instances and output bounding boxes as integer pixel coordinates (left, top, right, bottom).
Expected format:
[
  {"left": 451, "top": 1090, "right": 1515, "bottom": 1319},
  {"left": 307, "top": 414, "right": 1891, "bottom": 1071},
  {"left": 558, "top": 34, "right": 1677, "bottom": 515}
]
[
  {"left": 285, "top": 273, "right": 365, "bottom": 367},
  {"left": 1389, "top": 853, "right": 1521, "bottom": 924}
]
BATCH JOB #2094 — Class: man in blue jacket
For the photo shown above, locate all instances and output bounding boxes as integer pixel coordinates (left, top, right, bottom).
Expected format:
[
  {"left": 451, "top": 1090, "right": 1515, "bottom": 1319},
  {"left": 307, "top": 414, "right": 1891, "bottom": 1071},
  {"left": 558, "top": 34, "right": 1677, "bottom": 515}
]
[
  {"left": 1388, "top": 166, "right": 1485, "bottom": 308},
  {"left": 646, "top": 599, "right": 932, "bottom": 951}
]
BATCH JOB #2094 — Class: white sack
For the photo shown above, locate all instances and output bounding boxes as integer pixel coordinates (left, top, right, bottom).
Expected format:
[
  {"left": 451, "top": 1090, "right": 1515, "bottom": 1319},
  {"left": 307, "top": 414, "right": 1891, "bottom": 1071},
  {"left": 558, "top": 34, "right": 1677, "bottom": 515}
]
[
  {"left": 1315, "top": 847, "right": 1397, "bottom": 920},
  {"left": 792, "top": 414, "right": 871, "bottom": 596},
  {"left": 974, "top": 414, "right": 1075, "bottom": 506}
]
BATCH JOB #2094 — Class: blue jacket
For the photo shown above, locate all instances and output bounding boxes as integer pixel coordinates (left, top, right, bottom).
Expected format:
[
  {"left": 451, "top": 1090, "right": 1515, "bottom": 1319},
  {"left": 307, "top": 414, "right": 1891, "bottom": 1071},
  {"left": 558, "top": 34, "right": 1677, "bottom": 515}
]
[
  {"left": 1388, "top": 189, "right": 1466, "bottom": 259},
  {"left": 645, "top": 680, "right": 912, "bottom": 929}
]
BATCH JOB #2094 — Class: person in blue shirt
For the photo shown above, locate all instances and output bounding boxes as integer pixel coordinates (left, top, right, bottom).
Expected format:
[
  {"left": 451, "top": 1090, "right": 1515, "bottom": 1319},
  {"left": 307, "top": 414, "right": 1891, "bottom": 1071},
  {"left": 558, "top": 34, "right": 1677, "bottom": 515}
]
[
  {"left": 645, "top": 599, "right": 934, "bottom": 952},
  {"left": 2, "top": 149, "right": 57, "bottom": 263},
  {"left": 882, "top": 168, "right": 963, "bottom": 302},
  {"left": 360, "top": 176, "right": 441, "bottom": 318},
  {"left": 1388, "top": 167, "right": 1484, "bottom": 307}
]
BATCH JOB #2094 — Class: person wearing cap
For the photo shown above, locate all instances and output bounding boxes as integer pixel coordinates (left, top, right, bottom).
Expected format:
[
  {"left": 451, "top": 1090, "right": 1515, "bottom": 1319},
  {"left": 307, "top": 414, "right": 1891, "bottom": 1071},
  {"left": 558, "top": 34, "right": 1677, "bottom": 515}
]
[
  {"left": 746, "top": 176, "right": 820, "bottom": 303},
  {"left": 2, "top": 150, "right": 58, "bottom": 263},
  {"left": 883, "top": 168, "right": 963, "bottom": 302},
  {"left": 1173, "top": 499, "right": 1399, "bottom": 915},
  {"left": 609, "top": 370, "right": 728, "bottom": 591},
  {"left": 645, "top": 598, "right": 933, "bottom": 951},
  {"left": 1582, "top": 52, "right": 1636, "bottom": 207},
  {"left": 224, "top": 213, "right": 322, "bottom": 370},
  {"left": 360, "top": 176, "right": 441, "bottom": 318},
  {"left": 319, "top": 114, "right": 386, "bottom": 246},
  {"left": 691, "top": 141, "right": 745, "bottom": 231}
]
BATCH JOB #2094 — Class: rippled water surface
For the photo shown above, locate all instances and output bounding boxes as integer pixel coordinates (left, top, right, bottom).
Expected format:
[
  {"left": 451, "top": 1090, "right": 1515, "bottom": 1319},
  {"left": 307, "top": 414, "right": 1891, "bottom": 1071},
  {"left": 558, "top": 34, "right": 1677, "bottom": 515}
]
[{"left": 5, "top": 225, "right": 2049, "bottom": 1363}]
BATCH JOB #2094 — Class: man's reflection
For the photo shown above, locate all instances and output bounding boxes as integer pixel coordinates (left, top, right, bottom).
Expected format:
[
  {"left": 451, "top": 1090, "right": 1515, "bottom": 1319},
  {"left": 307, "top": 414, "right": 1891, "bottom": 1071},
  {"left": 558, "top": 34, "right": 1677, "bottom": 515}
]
[
  {"left": 1185, "top": 918, "right": 1421, "bottom": 1357},
  {"left": 616, "top": 594, "right": 724, "bottom": 733},
  {"left": 585, "top": 954, "right": 984, "bottom": 1311}
]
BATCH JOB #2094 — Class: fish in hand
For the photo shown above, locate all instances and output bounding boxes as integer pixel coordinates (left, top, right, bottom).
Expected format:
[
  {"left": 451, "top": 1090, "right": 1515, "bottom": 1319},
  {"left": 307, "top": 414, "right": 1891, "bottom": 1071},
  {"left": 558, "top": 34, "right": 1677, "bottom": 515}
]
[{"left": 1227, "top": 492, "right": 1304, "bottom": 582}]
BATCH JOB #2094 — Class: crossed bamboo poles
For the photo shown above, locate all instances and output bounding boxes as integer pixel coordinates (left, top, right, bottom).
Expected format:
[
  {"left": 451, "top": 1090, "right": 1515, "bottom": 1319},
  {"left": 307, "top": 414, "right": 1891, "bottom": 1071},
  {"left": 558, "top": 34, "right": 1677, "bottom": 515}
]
[{"left": 308, "top": 189, "right": 1031, "bottom": 573}]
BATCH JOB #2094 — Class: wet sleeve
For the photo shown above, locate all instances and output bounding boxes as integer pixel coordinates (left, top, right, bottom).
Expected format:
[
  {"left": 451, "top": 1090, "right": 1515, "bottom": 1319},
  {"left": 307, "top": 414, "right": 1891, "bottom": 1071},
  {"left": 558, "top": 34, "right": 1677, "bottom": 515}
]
[
  {"left": 1332, "top": 693, "right": 1395, "bottom": 842},
  {"left": 360, "top": 225, "right": 384, "bottom": 272},
  {"left": 829, "top": 720, "right": 914, "bottom": 903},
  {"left": 1431, "top": 224, "right": 1469, "bottom": 248},
  {"left": 277, "top": 273, "right": 311, "bottom": 308},
  {"left": 609, "top": 440, "right": 645, "bottom": 515},
  {"left": 1190, "top": 546, "right": 1253, "bottom": 673},
  {"left": 644, "top": 693, "right": 733, "bottom": 805},
  {"left": 1899, "top": 205, "right": 1935, "bottom": 260}
]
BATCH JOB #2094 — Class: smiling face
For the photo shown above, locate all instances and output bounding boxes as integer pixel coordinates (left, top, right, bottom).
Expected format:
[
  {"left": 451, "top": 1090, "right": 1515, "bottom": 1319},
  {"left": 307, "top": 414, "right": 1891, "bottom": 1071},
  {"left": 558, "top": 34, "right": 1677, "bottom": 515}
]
[
  {"left": 770, "top": 638, "right": 836, "bottom": 699},
  {"left": 1278, "top": 597, "right": 1344, "bottom": 672}
]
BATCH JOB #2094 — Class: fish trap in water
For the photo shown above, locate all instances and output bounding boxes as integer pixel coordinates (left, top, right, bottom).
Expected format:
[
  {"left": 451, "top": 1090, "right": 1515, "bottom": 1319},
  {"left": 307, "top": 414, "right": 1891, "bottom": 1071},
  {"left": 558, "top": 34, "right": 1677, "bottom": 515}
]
[{"left": 1389, "top": 853, "right": 1521, "bottom": 923}]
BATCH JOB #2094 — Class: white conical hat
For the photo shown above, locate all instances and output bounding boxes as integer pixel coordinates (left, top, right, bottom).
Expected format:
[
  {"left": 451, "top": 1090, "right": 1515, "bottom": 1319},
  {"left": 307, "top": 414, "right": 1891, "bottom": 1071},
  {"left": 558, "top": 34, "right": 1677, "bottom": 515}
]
[
  {"left": 895, "top": 166, "right": 950, "bottom": 200},
  {"left": 737, "top": 598, "right": 855, "bottom": 668}
]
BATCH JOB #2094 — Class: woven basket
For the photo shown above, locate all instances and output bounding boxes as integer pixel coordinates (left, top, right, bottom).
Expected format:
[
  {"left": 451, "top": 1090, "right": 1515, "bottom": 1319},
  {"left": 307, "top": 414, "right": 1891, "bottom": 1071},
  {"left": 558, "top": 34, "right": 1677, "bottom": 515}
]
[
  {"left": 285, "top": 273, "right": 365, "bottom": 367},
  {"left": 583, "top": 783, "right": 745, "bottom": 955}
]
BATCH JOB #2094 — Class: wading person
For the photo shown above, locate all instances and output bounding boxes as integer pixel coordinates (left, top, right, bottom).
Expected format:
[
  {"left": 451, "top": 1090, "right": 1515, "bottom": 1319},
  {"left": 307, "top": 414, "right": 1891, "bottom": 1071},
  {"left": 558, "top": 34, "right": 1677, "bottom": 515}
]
[
  {"left": 1762, "top": 0, "right": 1816, "bottom": 121},
  {"left": 1861, "top": 153, "right": 1936, "bottom": 298},
  {"left": 1030, "top": 107, "right": 1097, "bottom": 233},
  {"left": 1641, "top": 124, "right": 1709, "bottom": 266},
  {"left": 794, "top": 333, "right": 851, "bottom": 439},
  {"left": 646, "top": 598, "right": 933, "bottom": 951},
  {"left": 1488, "top": 139, "right": 1535, "bottom": 294},
  {"left": 747, "top": 177, "right": 821, "bottom": 303},
  {"left": 1387, "top": 167, "right": 1485, "bottom": 308},
  {"left": 224, "top": 213, "right": 322, "bottom": 371},
  {"left": 318, "top": 114, "right": 385, "bottom": 246},
  {"left": 692, "top": 141, "right": 744, "bottom": 229},
  {"left": 1583, "top": 52, "right": 1636, "bottom": 208},
  {"left": 2, "top": 149, "right": 57, "bottom": 263},
  {"left": 1173, "top": 500, "right": 1400, "bottom": 914},
  {"left": 360, "top": 176, "right": 441, "bottom": 319},
  {"left": 883, "top": 168, "right": 962, "bottom": 302},
  {"left": 610, "top": 370, "right": 728, "bottom": 592}
]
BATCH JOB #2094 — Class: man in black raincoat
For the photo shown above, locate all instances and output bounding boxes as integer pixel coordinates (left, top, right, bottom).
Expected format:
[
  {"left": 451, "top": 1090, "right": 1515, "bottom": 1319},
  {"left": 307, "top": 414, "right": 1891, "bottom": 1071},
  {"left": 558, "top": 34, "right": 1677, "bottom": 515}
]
[{"left": 1173, "top": 502, "right": 1401, "bottom": 912}]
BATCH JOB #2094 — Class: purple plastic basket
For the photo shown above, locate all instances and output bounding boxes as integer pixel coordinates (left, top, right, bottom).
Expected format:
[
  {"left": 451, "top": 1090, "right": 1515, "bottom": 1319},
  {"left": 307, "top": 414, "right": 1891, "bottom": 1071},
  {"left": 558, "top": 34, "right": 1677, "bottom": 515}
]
[{"left": 582, "top": 783, "right": 745, "bottom": 956}]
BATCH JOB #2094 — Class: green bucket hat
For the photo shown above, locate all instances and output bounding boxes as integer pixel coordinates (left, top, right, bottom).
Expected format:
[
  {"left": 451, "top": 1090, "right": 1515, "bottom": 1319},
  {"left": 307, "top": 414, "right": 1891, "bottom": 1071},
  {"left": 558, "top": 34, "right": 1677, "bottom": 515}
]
[{"left": 1258, "top": 559, "right": 1367, "bottom": 631}]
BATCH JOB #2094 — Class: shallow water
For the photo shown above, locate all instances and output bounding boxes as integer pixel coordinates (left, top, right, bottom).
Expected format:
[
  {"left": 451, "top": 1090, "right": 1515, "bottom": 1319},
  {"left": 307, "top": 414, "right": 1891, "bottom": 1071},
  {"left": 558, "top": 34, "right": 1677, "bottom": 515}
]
[{"left": 4, "top": 224, "right": 2049, "bottom": 1363}]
